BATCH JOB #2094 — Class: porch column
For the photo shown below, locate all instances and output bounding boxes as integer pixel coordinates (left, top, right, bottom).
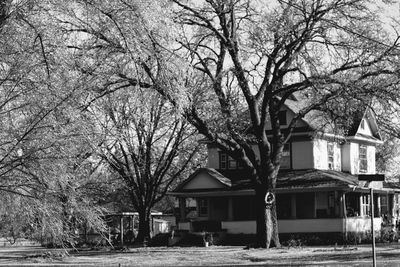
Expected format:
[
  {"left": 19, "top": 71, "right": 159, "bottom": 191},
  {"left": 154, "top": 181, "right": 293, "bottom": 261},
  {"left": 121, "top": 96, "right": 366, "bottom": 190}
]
[
  {"left": 376, "top": 195, "right": 381, "bottom": 217},
  {"left": 179, "top": 198, "right": 186, "bottom": 222},
  {"left": 341, "top": 192, "right": 348, "bottom": 242},
  {"left": 340, "top": 192, "right": 346, "bottom": 218},
  {"left": 228, "top": 197, "right": 234, "bottom": 221},
  {"left": 291, "top": 194, "right": 297, "bottom": 219},
  {"left": 359, "top": 194, "right": 364, "bottom": 216},
  {"left": 391, "top": 194, "right": 396, "bottom": 218}
]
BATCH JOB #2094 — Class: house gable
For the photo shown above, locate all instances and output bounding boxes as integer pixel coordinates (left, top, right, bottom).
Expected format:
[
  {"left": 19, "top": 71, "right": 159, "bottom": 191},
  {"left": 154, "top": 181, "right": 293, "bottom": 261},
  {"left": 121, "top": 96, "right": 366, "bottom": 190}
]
[
  {"left": 355, "top": 109, "right": 381, "bottom": 140},
  {"left": 176, "top": 168, "right": 231, "bottom": 191}
]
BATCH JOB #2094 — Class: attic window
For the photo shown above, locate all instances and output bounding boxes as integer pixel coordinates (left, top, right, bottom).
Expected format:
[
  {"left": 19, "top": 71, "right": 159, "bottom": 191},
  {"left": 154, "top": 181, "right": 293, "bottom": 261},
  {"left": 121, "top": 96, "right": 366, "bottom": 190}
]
[
  {"left": 359, "top": 145, "right": 368, "bottom": 173},
  {"left": 278, "top": 110, "right": 287, "bottom": 125},
  {"left": 219, "top": 152, "right": 243, "bottom": 170},
  {"left": 360, "top": 120, "right": 365, "bottom": 130}
]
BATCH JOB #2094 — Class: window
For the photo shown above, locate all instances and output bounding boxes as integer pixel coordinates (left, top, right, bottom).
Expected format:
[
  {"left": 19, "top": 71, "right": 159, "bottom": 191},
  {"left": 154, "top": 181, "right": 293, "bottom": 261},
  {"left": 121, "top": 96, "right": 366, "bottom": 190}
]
[
  {"left": 381, "top": 195, "right": 388, "bottom": 215},
  {"left": 359, "top": 145, "right": 368, "bottom": 173},
  {"left": 346, "top": 193, "right": 360, "bottom": 217},
  {"left": 360, "top": 120, "right": 365, "bottom": 130},
  {"left": 280, "top": 143, "right": 291, "bottom": 169},
  {"left": 219, "top": 152, "right": 243, "bottom": 170},
  {"left": 198, "top": 198, "right": 208, "bottom": 217},
  {"left": 327, "top": 142, "right": 334, "bottom": 170},
  {"left": 220, "top": 153, "right": 227, "bottom": 169},
  {"left": 361, "top": 194, "right": 370, "bottom": 216},
  {"left": 278, "top": 110, "right": 287, "bottom": 125}
]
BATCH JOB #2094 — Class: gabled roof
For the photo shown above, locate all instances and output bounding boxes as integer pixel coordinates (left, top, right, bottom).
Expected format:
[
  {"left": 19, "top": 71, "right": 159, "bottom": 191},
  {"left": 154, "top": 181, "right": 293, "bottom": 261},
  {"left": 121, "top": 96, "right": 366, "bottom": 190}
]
[
  {"left": 173, "top": 168, "right": 231, "bottom": 192},
  {"left": 283, "top": 97, "right": 382, "bottom": 141},
  {"left": 282, "top": 98, "right": 336, "bottom": 134}
]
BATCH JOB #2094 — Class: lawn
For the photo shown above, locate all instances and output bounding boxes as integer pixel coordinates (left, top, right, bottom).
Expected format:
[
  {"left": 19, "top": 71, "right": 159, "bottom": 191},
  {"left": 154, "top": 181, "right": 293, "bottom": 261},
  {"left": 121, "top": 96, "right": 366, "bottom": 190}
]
[{"left": 1, "top": 243, "right": 400, "bottom": 266}]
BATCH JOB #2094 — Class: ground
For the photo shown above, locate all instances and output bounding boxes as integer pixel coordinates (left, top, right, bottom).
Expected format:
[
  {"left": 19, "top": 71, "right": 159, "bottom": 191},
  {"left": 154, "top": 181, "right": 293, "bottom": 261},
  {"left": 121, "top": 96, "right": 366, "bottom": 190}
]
[{"left": 1, "top": 243, "right": 400, "bottom": 266}]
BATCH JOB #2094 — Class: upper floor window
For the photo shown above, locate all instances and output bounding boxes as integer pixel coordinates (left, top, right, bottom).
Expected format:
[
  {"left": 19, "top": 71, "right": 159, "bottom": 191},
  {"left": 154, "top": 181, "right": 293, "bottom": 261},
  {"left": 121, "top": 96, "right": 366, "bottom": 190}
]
[
  {"left": 280, "top": 143, "right": 291, "bottom": 169},
  {"left": 219, "top": 152, "right": 243, "bottom": 170},
  {"left": 278, "top": 110, "right": 287, "bottom": 125},
  {"left": 327, "top": 142, "right": 334, "bottom": 170},
  {"left": 359, "top": 145, "right": 368, "bottom": 173},
  {"left": 360, "top": 120, "right": 365, "bottom": 130}
]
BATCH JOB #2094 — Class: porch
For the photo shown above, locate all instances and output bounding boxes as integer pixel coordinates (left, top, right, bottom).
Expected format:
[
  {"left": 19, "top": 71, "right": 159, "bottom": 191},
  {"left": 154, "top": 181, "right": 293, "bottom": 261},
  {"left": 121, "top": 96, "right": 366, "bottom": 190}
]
[{"left": 175, "top": 189, "right": 398, "bottom": 235}]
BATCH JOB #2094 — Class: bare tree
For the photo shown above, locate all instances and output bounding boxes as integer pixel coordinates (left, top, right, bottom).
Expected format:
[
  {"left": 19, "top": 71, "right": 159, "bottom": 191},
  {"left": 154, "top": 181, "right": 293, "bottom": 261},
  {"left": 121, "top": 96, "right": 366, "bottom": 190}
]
[
  {"left": 155, "top": 0, "right": 400, "bottom": 248},
  {"left": 53, "top": 0, "right": 400, "bottom": 248},
  {"left": 85, "top": 90, "right": 198, "bottom": 242}
]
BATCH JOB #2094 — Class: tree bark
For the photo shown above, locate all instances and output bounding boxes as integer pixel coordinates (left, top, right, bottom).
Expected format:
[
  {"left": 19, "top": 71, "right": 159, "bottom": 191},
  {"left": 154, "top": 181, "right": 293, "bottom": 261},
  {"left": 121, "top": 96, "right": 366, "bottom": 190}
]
[
  {"left": 255, "top": 187, "right": 280, "bottom": 248},
  {"left": 136, "top": 210, "right": 151, "bottom": 243}
]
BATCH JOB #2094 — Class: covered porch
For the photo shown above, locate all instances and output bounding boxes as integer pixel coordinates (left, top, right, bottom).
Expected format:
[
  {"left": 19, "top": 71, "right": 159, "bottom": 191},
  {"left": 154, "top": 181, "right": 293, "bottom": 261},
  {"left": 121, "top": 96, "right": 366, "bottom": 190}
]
[
  {"left": 174, "top": 188, "right": 399, "bottom": 235},
  {"left": 170, "top": 168, "right": 400, "bottom": 236}
]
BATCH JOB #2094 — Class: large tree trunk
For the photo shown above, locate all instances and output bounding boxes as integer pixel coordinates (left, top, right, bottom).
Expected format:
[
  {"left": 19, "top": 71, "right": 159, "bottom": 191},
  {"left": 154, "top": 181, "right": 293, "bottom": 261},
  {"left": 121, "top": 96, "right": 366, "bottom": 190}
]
[
  {"left": 255, "top": 187, "right": 280, "bottom": 248},
  {"left": 136, "top": 209, "right": 151, "bottom": 243}
]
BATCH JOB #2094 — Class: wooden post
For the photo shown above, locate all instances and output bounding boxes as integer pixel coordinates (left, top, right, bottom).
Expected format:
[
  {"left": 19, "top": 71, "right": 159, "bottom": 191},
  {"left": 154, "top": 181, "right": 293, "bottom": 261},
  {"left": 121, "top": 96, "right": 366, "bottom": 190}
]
[{"left": 370, "top": 188, "right": 376, "bottom": 267}]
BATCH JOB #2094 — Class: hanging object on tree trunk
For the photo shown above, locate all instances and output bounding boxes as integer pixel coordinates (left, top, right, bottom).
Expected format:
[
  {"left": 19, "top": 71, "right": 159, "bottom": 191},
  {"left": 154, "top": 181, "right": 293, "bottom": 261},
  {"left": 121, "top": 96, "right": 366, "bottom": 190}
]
[{"left": 265, "top": 191, "right": 275, "bottom": 206}]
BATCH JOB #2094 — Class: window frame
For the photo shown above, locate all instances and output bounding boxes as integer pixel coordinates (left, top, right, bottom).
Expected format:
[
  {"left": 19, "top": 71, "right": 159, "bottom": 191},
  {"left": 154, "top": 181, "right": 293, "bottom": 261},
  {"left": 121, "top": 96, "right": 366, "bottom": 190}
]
[
  {"left": 219, "top": 152, "right": 243, "bottom": 170},
  {"left": 327, "top": 142, "right": 335, "bottom": 170},
  {"left": 359, "top": 145, "right": 368, "bottom": 173},
  {"left": 280, "top": 143, "right": 291, "bottom": 170},
  {"left": 220, "top": 153, "right": 227, "bottom": 169},
  {"left": 278, "top": 110, "right": 287, "bottom": 126},
  {"left": 361, "top": 194, "right": 370, "bottom": 217},
  {"left": 197, "top": 198, "right": 208, "bottom": 217}
]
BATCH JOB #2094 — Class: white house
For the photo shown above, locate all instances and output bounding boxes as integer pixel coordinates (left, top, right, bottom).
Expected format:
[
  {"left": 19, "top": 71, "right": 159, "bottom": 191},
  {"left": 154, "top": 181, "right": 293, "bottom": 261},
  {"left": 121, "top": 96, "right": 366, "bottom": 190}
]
[{"left": 169, "top": 99, "right": 400, "bottom": 242}]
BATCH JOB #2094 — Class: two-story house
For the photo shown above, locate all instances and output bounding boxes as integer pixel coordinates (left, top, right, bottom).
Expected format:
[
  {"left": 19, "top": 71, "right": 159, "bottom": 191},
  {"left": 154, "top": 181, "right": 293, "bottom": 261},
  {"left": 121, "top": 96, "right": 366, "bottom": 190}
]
[{"left": 169, "top": 99, "right": 400, "bottom": 242}]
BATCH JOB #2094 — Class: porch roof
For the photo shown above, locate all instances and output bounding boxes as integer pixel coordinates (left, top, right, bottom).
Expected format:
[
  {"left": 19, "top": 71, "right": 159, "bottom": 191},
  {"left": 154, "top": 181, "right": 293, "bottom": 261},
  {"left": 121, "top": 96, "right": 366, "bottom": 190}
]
[
  {"left": 228, "top": 169, "right": 361, "bottom": 191},
  {"left": 170, "top": 168, "right": 400, "bottom": 196}
]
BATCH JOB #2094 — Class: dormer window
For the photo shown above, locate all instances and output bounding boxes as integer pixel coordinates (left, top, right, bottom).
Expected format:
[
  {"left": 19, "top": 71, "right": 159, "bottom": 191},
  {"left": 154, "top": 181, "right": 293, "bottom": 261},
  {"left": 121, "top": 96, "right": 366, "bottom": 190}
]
[
  {"left": 359, "top": 145, "right": 368, "bottom": 173},
  {"left": 219, "top": 152, "right": 243, "bottom": 170},
  {"left": 278, "top": 110, "right": 287, "bottom": 125},
  {"left": 327, "top": 143, "right": 334, "bottom": 170}
]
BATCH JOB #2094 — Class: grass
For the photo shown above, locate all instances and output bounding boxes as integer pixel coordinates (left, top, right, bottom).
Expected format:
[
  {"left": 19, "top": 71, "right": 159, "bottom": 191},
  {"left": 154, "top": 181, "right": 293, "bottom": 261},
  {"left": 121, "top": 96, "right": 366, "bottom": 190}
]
[{"left": 1, "top": 243, "right": 400, "bottom": 266}]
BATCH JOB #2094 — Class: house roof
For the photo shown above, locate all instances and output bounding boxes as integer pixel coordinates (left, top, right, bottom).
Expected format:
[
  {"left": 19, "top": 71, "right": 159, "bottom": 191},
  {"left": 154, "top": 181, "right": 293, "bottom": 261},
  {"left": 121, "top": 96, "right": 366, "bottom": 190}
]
[
  {"left": 282, "top": 97, "right": 382, "bottom": 141},
  {"left": 282, "top": 98, "right": 336, "bottom": 134}
]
